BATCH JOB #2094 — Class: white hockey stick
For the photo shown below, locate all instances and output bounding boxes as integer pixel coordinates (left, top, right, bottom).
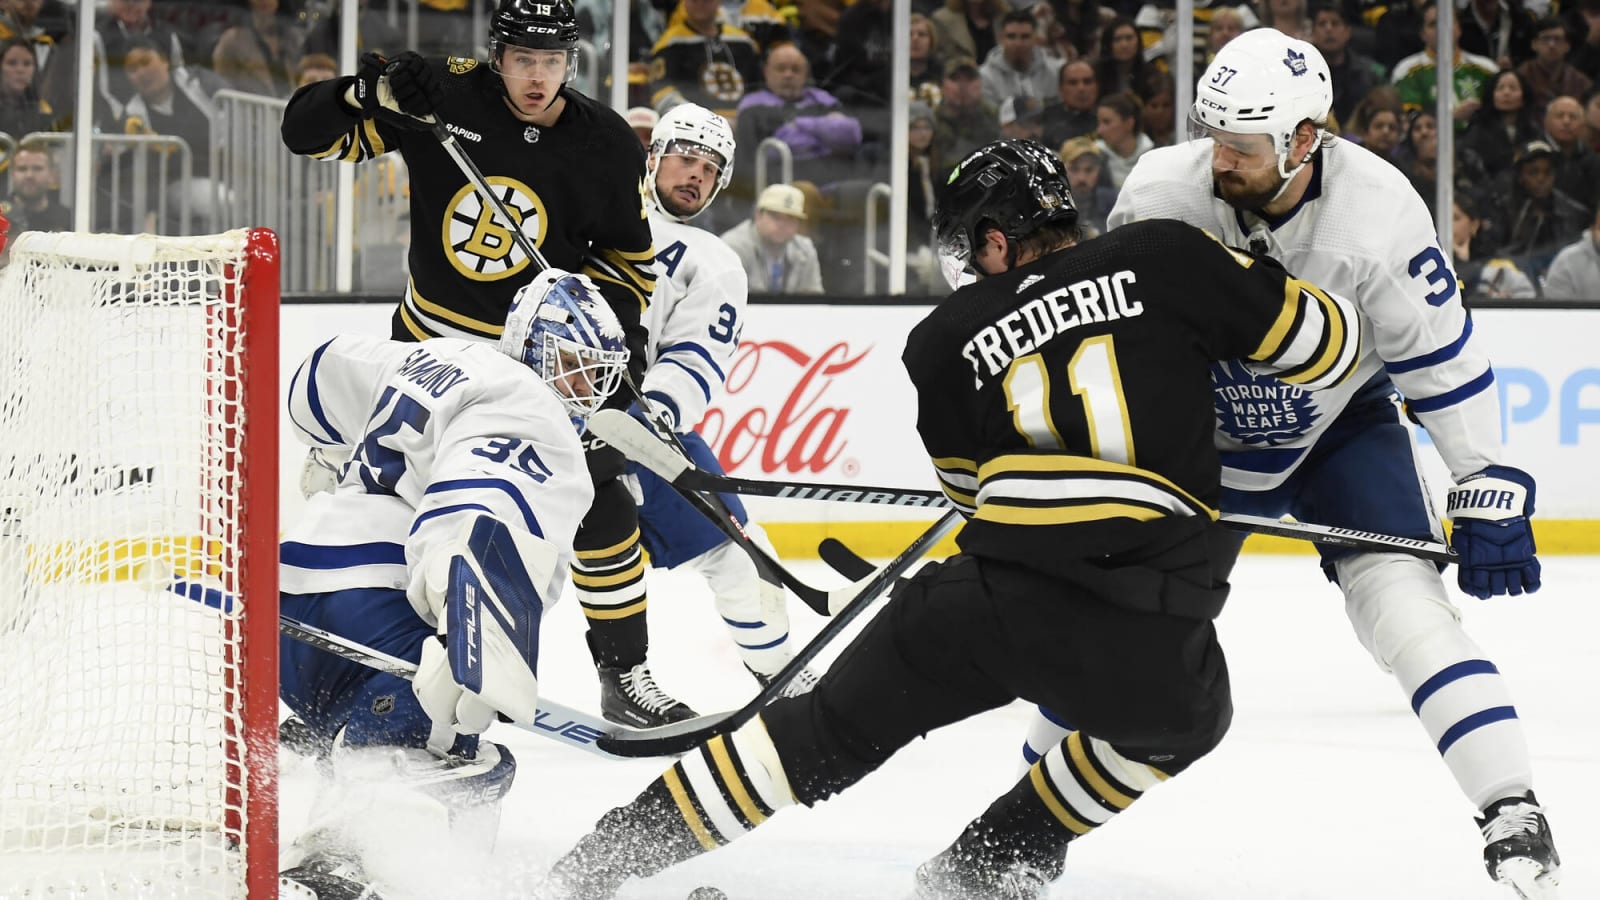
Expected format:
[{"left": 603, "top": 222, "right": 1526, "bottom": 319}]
[
  {"left": 163, "top": 579, "right": 719, "bottom": 759},
  {"left": 588, "top": 409, "right": 1459, "bottom": 565}
]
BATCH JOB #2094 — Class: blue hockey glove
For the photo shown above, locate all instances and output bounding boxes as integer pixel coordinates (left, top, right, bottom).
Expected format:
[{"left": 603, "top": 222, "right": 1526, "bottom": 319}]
[{"left": 1447, "top": 465, "right": 1541, "bottom": 600}]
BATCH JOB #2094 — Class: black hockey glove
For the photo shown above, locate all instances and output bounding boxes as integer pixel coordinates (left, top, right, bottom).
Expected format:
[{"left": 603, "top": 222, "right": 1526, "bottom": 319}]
[
  {"left": 383, "top": 51, "right": 442, "bottom": 119},
  {"left": 351, "top": 51, "right": 437, "bottom": 128}
]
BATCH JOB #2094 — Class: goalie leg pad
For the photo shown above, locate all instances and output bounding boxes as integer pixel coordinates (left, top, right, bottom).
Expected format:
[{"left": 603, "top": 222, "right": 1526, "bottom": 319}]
[
  {"left": 443, "top": 515, "right": 557, "bottom": 726},
  {"left": 1338, "top": 552, "right": 1532, "bottom": 807}
]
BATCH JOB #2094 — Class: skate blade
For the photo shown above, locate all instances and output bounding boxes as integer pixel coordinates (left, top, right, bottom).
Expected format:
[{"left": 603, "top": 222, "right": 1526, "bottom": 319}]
[{"left": 1495, "top": 857, "right": 1560, "bottom": 900}]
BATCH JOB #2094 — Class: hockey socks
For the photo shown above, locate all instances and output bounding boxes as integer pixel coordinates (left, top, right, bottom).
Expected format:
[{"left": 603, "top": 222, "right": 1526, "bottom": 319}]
[
  {"left": 542, "top": 717, "right": 796, "bottom": 895},
  {"left": 572, "top": 528, "right": 649, "bottom": 668}
]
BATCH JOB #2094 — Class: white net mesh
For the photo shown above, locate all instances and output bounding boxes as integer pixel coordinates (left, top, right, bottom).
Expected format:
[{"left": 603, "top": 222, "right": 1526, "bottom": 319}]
[{"left": 0, "top": 230, "right": 277, "bottom": 898}]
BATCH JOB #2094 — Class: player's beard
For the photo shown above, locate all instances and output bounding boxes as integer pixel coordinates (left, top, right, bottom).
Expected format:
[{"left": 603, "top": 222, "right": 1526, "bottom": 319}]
[
  {"left": 1213, "top": 168, "right": 1287, "bottom": 212},
  {"left": 657, "top": 185, "right": 703, "bottom": 220}
]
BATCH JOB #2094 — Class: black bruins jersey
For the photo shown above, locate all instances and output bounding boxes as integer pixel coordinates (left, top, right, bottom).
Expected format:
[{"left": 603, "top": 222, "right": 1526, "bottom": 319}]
[
  {"left": 648, "top": 23, "right": 763, "bottom": 122},
  {"left": 905, "top": 218, "right": 1361, "bottom": 571},
  {"left": 281, "top": 56, "right": 656, "bottom": 365}
]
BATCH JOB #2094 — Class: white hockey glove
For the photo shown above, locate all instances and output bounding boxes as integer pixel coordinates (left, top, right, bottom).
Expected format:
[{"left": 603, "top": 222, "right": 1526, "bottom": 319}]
[
  {"left": 411, "top": 515, "right": 556, "bottom": 735},
  {"left": 298, "top": 446, "right": 342, "bottom": 499}
]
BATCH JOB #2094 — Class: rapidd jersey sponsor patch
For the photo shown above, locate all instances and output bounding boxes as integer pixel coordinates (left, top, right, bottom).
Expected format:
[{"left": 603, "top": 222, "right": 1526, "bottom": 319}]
[
  {"left": 447, "top": 56, "right": 479, "bottom": 74},
  {"left": 1211, "top": 360, "right": 1320, "bottom": 446},
  {"left": 441, "top": 175, "right": 550, "bottom": 281}
]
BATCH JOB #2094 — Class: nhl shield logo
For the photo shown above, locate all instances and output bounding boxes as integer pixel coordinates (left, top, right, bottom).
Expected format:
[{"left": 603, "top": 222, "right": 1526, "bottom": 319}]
[
  {"left": 524, "top": 125, "right": 540, "bottom": 143},
  {"left": 1283, "top": 47, "right": 1308, "bottom": 76}
]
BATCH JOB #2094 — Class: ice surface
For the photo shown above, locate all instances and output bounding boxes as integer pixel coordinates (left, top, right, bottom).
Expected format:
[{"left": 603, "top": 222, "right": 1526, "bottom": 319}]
[{"left": 279, "top": 554, "right": 1599, "bottom": 900}]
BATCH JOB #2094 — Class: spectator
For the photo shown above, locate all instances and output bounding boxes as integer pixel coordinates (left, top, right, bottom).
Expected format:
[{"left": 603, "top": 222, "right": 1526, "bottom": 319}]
[
  {"left": 625, "top": 106, "right": 658, "bottom": 148},
  {"left": 1203, "top": 6, "right": 1248, "bottom": 70},
  {"left": 0, "top": 38, "right": 53, "bottom": 137},
  {"left": 293, "top": 52, "right": 338, "bottom": 89},
  {"left": 732, "top": 44, "right": 864, "bottom": 207},
  {"left": 1571, "top": 0, "right": 1600, "bottom": 82},
  {"left": 906, "top": 100, "right": 945, "bottom": 292},
  {"left": 1058, "top": 134, "right": 1117, "bottom": 236},
  {"left": 931, "top": 0, "right": 1010, "bottom": 69},
  {"left": 793, "top": 0, "right": 852, "bottom": 77},
  {"left": 1459, "top": 0, "right": 1534, "bottom": 70},
  {"left": 1136, "top": 0, "right": 1259, "bottom": 70},
  {"left": 1046, "top": 0, "right": 1103, "bottom": 61},
  {"left": 649, "top": 0, "right": 763, "bottom": 121},
  {"left": 909, "top": 13, "right": 945, "bottom": 106},
  {"left": 1353, "top": 101, "right": 1405, "bottom": 161},
  {"left": 1453, "top": 193, "right": 1539, "bottom": 299},
  {"left": 5, "top": 140, "right": 68, "bottom": 232},
  {"left": 1039, "top": 58, "right": 1097, "bottom": 147},
  {"left": 302, "top": 0, "right": 406, "bottom": 60},
  {"left": 997, "top": 94, "right": 1043, "bottom": 140},
  {"left": 1540, "top": 203, "right": 1600, "bottom": 297},
  {"left": 1542, "top": 95, "right": 1600, "bottom": 214},
  {"left": 1260, "top": 0, "right": 1314, "bottom": 41},
  {"left": 828, "top": 0, "right": 896, "bottom": 106},
  {"left": 1094, "top": 17, "right": 1151, "bottom": 100},
  {"left": 659, "top": 0, "right": 794, "bottom": 59},
  {"left": 115, "top": 38, "right": 226, "bottom": 232},
  {"left": 1584, "top": 85, "right": 1600, "bottom": 150},
  {"left": 1391, "top": 0, "right": 1499, "bottom": 129},
  {"left": 1461, "top": 70, "right": 1542, "bottom": 172},
  {"left": 1517, "top": 17, "right": 1593, "bottom": 114},
  {"left": 980, "top": 9, "right": 1062, "bottom": 107},
  {"left": 1393, "top": 108, "right": 1492, "bottom": 218},
  {"left": 94, "top": 0, "right": 188, "bottom": 124},
  {"left": 720, "top": 183, "right": 824, "bottom": 294},
  {"left": 0, "top": 0, "right": 65, "bottom": 77},
  {"left": 1027, "top": 1, "right": 1075, "bottom": 64},
  {"left": 1373, "top": 0, "right": 1426, "bottom": 73},
  {"left": 1141, "top": 70, "right": 1177, "bottom": 146},
  {"left": 1094, "top": 90, "right": 1151, "bottom": 188},
  {"left": 212, "top": 0, "right": 305, "bottom": 99},
  {"left": 1497, "top": 139, "right": 1591, "bottom": 270},
  {"left": 931, "top": 57, "right": 999, "bottom": 176},
  {"left": 1312, "top": 3, "right": 1386, "bottom": 126}
]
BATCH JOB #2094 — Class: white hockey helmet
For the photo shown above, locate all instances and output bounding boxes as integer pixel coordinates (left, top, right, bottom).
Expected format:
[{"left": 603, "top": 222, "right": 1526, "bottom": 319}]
[
  {"left": 646, "top": 102, "right": 736, "bottom": 221},
  {"left": 1191, "top": 27, "right": 1333, "bottom": 179}
]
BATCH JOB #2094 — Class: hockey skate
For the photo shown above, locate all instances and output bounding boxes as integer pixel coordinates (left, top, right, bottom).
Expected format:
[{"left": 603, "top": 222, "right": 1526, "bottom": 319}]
[
  {"left": 280, "top": 848, "right": 384, "bottom": 900},
  {"left": 748, "top": 663, "right": 822, "bottom": 698},
  {"left": 911, "top": 843, "right": 1055, "bottom": 900},
  {"left": 1479, "top": 792, "right": 1561, "bottom": 899},
  {"left": 597, "top": 662, "right": 698, "bottom": 727}
]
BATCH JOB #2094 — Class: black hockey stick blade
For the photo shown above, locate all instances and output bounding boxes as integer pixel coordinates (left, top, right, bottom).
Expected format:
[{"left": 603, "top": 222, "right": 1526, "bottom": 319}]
[
  {"left": 596, "top": 509, "right": 963, "bottom": 757},
  {"left": 818, "top": 537, "right": 878, "bottom": 581}
]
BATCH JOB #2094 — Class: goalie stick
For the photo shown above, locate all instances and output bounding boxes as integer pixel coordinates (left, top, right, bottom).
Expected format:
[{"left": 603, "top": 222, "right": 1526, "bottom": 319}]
[
  {"left": 593, "top": 509, "right": 963, "bottom": 757},
  {"left": 162, "top": 578, "right": 717, "bottom": 760},
  {"left": 588, "top": 410, "right": 1459, "bottom": 565}
]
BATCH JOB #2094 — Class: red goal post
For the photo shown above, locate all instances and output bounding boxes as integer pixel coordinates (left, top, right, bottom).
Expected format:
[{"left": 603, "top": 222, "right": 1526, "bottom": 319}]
[{"left": 0, "top": 228, "right": 279, "bottom": 898}]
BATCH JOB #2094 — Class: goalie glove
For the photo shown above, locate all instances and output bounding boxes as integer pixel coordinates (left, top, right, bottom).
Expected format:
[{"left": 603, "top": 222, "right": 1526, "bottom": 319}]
[
  {"left": 412, "top": 516, "right": 555, "bottom": 735},
  {"left": 347, "top": 51, "right": 440, "bottom": 128},
  {"left": 1447, "top": 465, "right": 1542, "bottom": 600}
]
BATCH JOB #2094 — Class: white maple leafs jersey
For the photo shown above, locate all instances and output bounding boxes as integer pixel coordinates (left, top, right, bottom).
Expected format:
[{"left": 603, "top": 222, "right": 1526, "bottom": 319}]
[
  {"left": 1109, "top": 139, "right": 1502, "bottom": 491},
  {"left": 280, "top": 335, "right": 594, "bottom": 603},
  {"left": 639, "top": 209, "right": 749, "bottom": 430}
]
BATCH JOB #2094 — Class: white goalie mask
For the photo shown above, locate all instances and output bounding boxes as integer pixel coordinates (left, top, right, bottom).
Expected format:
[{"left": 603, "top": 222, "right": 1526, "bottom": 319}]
[
  {"left": 1190, "top": 28, "right": 1333, "bottom": 182},
  {"left": 646, "top": 103, "right": 736, "bottom": 222}
]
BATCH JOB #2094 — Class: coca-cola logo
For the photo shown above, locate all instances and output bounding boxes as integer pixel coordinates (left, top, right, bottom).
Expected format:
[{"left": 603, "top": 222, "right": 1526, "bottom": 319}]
[{"left": 699, "top": 340, "right": 870, "bottom": 474}]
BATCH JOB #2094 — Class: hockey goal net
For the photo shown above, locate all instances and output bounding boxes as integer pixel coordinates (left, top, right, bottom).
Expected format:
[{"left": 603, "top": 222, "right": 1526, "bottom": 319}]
[{"left": 0, "top": 229, "right": 279, "bottom": 898}]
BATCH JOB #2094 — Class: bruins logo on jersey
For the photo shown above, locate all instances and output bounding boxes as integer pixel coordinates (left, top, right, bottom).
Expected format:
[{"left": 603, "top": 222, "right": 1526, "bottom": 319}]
[
  {"left": 447, "top": 56, "right": 478, "bottom": 75},
  {"left": 700, "top": 61, "right": 745, "bottom": 104},
  {"left": 442, "top": 176, "right": 550, "bottom": 281}
]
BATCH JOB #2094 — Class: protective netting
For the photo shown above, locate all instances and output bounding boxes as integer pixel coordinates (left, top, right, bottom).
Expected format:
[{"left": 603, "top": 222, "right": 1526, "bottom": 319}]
[{"left": 0, "top": 230, "right": 277, "bottom": 898}]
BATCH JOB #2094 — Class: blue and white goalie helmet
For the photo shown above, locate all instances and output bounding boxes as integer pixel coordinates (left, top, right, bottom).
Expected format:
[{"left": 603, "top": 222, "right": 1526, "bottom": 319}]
[{"left": 499, "top": 269, "right": 630, "bottom": 423}]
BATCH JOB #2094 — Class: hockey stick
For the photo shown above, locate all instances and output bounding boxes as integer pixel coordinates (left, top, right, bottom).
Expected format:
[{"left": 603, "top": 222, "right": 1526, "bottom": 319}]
[
  {"left": 162, "top": 578, "right": 713, "bottom": 760},
  {"left": 594, "top": 509, "right": 963, "bottom": 757},
  {"left": 588, "top": 409, "right": 1460, "bottom": 565}
]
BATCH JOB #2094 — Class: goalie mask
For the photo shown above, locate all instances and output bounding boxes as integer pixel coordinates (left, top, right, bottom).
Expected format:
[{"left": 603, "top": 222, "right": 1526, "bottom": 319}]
[
  {"left": 647, "top": 103, "right": 736, "bottom": 222},
  {"left": 932, "top": 138, "right": 1077, "bottom": 289},
  {"left": 489, "top": 0, "right": 581, "bottom": 86},
  {"left": 1190, "top": 27, "right": 1333, "bottom": 182},
  {"left": 499, "top": 270, "right": 629, "bottom": 425}
]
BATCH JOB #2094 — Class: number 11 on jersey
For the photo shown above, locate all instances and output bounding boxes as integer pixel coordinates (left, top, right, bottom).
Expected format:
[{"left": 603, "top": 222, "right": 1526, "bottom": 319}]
[{"left": 1001, "top": 335, "right": 1135, "bottom": 464}]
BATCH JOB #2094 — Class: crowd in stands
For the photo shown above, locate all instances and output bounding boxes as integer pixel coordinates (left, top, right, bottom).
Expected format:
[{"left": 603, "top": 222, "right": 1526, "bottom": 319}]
[{"left": 3, "top": 0, "right": 1600, "bottom": 299}]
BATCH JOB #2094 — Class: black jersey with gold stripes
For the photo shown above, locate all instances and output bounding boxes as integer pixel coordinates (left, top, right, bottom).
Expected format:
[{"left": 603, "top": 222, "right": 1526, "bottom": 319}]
[
  {"left": 280, "top": 55, "right": 655, "bottom": 367},
  {"left": 904, "top": 217, "right": 1360, "bottom": 569}
]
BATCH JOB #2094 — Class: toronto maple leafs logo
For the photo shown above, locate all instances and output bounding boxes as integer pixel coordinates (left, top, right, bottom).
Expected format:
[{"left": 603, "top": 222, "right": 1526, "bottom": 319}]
[
  {"left": 1211, "top": 360, "right": 1320, "bottom": 447},
  {"left": 1283, "top": 47, "right": 1308, "bottom": 76}
]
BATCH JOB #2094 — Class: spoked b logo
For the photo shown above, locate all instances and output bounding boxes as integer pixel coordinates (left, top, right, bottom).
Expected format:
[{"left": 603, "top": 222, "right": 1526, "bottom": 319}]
[{"left": 443, "top": 176, "right": 549, "bottom": 281}]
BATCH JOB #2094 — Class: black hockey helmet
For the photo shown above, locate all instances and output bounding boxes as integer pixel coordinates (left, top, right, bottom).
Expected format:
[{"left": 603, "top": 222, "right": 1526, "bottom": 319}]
[
  {"left": 490, "top": 0, "right": 581, "bottom": 83},
  {"left": 932, "top": 138, "right": 1077, "bottom": 287}
]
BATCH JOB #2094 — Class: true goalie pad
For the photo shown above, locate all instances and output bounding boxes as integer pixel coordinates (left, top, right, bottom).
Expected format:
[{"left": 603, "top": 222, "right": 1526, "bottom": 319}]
[{"left": 414, "top": 515, "right": 555, "bottom": 730}]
